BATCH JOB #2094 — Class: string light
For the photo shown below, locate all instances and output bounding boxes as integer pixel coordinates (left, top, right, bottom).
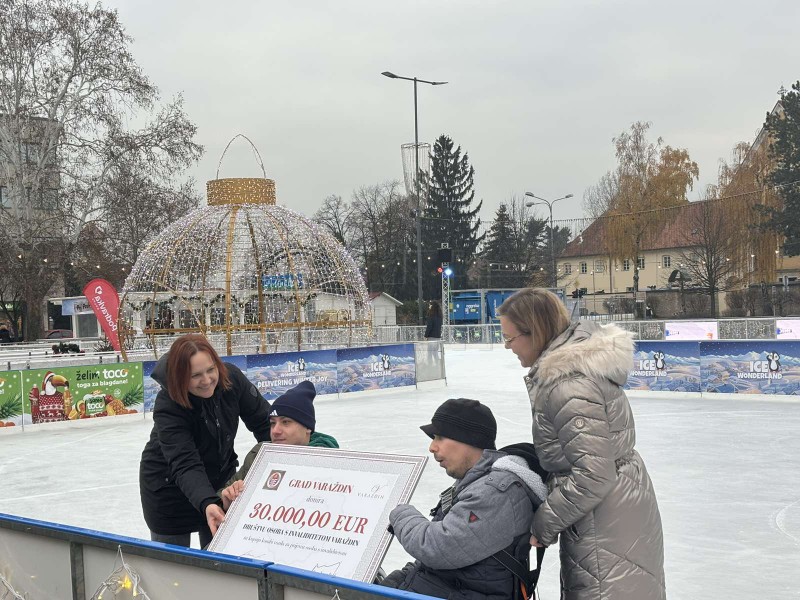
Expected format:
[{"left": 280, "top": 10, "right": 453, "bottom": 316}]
[
  {"left": 89, "top": 546, "right": 151, "bottom": 600},
  {"left": 119, "top": 177, "right": 371, "bottom": 357},
  {"left": 0, "top": 573, "right": 26, "bottom": 600}
]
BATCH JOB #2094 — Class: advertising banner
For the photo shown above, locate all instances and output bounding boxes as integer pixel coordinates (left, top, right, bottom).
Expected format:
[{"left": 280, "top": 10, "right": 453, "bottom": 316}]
[
  {"left": 0, "top": 371, "right": 23, "bottom": 427},
  {"left": 247, "top": 350, "right": 337, "bottom": 400},
  {"left": 627, "top": 341, "right": 701, "bottom": 393},
  {"left": 775, "top": 320, "right": 800, "bottom": 340},
  {"left": 142, "top": 360, "right": 159, "bottom": 412},
  {"left": 664, "top": 321, "right": 718, "bottom": 340},
  {"left": 336, "top": 344, "right": 415, "bottom": 393},
  {"left": 700, "top": 341, "right": 800, "bottom": 395},
  {"left": 61, "top": 298, "right": 93, "bottom": 316},
  {"left": 21, "top": 363, "right": 144, "bottom": 425},
  {"left": 82, "top": 279, "right": 121, "bottom": 351},
  {"left": 208, "top": 445, "right": 426, "bottom": 582}
]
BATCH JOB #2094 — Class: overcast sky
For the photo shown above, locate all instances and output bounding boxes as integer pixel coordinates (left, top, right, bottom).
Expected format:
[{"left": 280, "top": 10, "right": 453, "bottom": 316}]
[{"left": 106, "top": 0, "right": 799, "bottom": 224}]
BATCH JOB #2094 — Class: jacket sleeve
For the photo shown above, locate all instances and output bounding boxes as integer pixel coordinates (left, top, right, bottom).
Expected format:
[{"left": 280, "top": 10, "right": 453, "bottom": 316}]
[
  {"left": 531, "top": 377, "right": 617, "bottom": 546},
  {"left": 224, "top": 443, "right": 261, "bottom": 488},
  {"left": 228, "top": 364, "right": 271, "bottom": 442},
  {"left": 153, "top": 395, "right": 220, "bottom": 515},
  {"left": 390, "top": 478, "right": 532, "bottom": 570}
]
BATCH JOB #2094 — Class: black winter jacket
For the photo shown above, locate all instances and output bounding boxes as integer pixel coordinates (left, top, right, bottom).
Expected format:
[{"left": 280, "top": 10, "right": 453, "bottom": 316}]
[
  {"left": 139, "top": 357, "right": 271, "bottom": 535},
  {"left": 424, "top": 313, "right": 443, "bottom": 339}
]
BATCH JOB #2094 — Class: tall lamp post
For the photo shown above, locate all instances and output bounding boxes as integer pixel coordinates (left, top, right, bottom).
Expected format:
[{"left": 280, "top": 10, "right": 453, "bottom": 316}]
[
  {"left": 382, "top": 71, "right": 448, "bottom": 325},
  {"left": 525, "top": 192, "right": 573, "bottom": 289}
]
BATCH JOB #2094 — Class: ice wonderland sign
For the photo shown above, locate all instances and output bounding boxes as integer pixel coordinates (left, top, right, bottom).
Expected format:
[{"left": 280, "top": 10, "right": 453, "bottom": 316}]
[
  {"left": 627, "top": 341, "right": 700, "bottom": 393},
  {"left": 700, "top": 341, "right": 800, "bottom": 395},
  {"left": 138, "top": 344, "right": 418, "bottom": 408},
  {"left": 336, "top": 344, "right": 416, "bottom": 394},
  {"left": 623, "top": 340, "right": 800, "bottom": 396},
  {"left": 248, "top": 350, "right": 338, "bottom": 400}
]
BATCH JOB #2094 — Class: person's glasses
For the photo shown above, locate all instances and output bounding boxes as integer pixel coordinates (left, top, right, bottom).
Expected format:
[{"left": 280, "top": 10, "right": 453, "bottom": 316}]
[{"left": 502, "top": 332, "right": 529, "bottom": 345}]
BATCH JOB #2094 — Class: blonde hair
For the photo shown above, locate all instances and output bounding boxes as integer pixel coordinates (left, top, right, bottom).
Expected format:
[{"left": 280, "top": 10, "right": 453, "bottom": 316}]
[{"left": 496, "top": 288, "right": 571, "bottom": 358}]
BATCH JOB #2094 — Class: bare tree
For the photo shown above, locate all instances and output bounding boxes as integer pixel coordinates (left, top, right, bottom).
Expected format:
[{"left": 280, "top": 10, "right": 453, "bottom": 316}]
[
  {"left": 313, "top": 194, "right": 355, "bottom": 247},
  {"left": 583, "top": 170, "right": 619, "bottom": 219},
  {"left": 348, "top": 181, "right": 415, "bottom": 298},
  {"left": 677, "top": 199, "right": 741, "bottom": 317},
  {"left": 0, "top": 0, "right": 202, "bottom": 339},
  {"left": 100, "top": 163, "right": 202, "bottom": 268}
]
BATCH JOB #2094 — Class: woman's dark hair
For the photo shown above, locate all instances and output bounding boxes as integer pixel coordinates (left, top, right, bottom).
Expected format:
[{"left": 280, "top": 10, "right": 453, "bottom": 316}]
[
  {"left": 428, "top": 300, "right": 442, "bottom": 318},
  {"left": 166, "top": 334, "right": 230, "bottom": 408}
]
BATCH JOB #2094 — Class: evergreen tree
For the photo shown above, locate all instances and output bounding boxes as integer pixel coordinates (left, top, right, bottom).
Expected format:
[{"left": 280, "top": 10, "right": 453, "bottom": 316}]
[
  {"left": 484, "top": 204, "right": 515, "bottom": 265},
  {"left": 766, "top": 82, "right": 800, "bottom": 255},
  {"left": 422, "top": 135, "right": 484, "bottom": 295},
  {"left": 482, "top": 201, "right": 552, "bottom": 288}
]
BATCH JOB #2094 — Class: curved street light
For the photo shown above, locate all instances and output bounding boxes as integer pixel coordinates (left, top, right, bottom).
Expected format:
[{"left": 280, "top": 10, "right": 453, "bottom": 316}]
[
  {"left": 525, "top": 192, "right": 573, "bottom": 288},
  {"left": 382, "top": 71, "right": 448, "bottom": 324}
]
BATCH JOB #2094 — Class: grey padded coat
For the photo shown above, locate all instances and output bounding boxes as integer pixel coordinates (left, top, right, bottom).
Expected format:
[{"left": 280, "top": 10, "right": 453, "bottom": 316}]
[
  {"left": 385, "top": 450, "right": 545, "bottom": 600},
  {"left": 525, "top": 321, "right": 666, "bottom": 600}
]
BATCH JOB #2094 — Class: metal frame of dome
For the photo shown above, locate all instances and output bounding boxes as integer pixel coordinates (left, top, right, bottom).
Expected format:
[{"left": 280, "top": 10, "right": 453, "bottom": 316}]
[{"left": 118, "top": 174, "right": 371, "bottom": 359}]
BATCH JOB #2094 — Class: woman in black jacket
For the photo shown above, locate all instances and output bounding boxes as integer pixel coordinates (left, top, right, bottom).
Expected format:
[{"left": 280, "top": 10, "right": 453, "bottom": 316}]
[
  {"left": 139, "top": 334, "right": 271, "bottom": 548},
  {"left": 424, "top": 300, "right": 443, "bottom": 340}
]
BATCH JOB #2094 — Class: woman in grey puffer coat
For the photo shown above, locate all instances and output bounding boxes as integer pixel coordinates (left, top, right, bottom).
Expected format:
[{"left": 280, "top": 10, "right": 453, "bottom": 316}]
[{"left": 497, "top": 288, "right": 666, "bottom": 600}]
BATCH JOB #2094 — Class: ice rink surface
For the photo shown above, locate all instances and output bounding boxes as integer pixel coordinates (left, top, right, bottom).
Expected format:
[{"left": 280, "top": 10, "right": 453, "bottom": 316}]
[{"left": 2, "top": 345, "right": 800, "bottom": 599}]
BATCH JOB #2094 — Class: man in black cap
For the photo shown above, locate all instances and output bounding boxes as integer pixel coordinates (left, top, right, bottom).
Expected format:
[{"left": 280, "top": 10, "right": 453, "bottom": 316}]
[{"left": 381, "top": 398, "right": 547, "bottom": 600}]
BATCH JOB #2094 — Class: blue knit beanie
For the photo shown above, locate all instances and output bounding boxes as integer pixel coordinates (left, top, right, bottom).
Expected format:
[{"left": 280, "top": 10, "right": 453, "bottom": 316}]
[{"left": 270, "top": 380, "right": 316, "bottom": 431}]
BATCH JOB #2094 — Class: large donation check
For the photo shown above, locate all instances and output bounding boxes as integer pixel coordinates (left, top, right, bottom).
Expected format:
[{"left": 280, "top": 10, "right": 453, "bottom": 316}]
[{"left": 208, "top": 444, "right": 427, "bottom": 581}]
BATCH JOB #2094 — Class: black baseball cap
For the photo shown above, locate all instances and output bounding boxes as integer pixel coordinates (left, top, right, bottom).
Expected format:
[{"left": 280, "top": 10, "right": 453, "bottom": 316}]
[{"left": 420, "top": 398, "right": 497, "bottom": 450}]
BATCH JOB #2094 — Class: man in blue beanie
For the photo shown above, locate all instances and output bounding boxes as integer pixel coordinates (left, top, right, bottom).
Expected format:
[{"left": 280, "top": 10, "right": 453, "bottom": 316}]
[{"left": 220, "top": 380, "right": 338, "bottom": 508}]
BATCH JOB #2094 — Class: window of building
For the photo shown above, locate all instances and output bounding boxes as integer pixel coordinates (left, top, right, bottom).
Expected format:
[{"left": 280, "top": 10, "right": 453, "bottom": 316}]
[
  {"left": 662, "top": 255, "right": 671, "bottom": 268},
  {"left": 594, "top": 260, "right": 605, "bottom": 273},
  {"left": 24, "top": 142, "right": 41, "bottom": 164},
  {"left": 637, "top": 256, "right": 645, "bottom": 270},
  {"left": 564, "top": 263, "right": 572, "bottom": 275},
  {"left": 580, "top": 262, "right": 587, "bottom": 274},
  {"left": 622, "top": 259, "right": 631, "bottom": 271},
  {"left": 34, "top": 188, "right": 58, "bottom": 211}
]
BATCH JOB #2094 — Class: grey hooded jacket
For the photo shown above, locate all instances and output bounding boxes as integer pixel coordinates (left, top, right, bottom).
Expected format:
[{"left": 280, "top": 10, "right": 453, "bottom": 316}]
[
  {"left": 526, "top": 321, "right": 666, "bottom": 600},
  {"left": 384, "top": 450, "right": 546, "bottom": 600}
]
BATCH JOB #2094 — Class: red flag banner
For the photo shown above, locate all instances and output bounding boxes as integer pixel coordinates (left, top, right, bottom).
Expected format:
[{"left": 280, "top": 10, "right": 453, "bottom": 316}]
[{"left": 82, "top": 278, "right": 121, "bottom": 351}]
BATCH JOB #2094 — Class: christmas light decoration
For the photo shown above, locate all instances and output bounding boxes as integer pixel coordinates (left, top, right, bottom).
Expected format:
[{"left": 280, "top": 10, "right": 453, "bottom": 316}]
[
  {"left": 119, "top": 175, "right": 371, "bottom": 359},
  {"left": 0, "top": 573, "right": 26, "bottom": 600},
  {"left": 89, "top": 546, "right": 151, "bottom": 600}
]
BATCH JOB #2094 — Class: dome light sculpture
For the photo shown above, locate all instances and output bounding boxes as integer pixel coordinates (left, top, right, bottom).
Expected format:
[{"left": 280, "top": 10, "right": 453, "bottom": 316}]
[{"left": 119, "top": 173, "right": 371, "bottom": 359}]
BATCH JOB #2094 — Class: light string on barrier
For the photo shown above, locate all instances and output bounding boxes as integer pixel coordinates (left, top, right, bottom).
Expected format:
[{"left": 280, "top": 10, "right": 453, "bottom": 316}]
[
  {"left": 0, "top": 573, "right": 26, "bottom": 600},
  {"left": 89, "top": 546, "right": 151, "bottom": 600}
]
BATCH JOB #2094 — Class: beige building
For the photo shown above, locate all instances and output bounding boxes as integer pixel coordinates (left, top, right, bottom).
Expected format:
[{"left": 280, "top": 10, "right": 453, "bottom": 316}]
[{"left": 556, "top": 98, "right": 800, "bottom": 316}]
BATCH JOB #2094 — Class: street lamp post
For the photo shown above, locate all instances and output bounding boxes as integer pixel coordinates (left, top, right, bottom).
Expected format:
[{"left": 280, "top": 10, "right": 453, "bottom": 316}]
[
  {"left": 382, "top": 71, "right": 448, "bottom": 325},
  {"left": 525, "top": 192, "right": 573, "bottom": 289}
]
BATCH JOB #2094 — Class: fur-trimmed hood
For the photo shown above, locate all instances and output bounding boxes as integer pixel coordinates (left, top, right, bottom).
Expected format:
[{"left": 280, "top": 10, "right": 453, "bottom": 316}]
[{"left": 527, "top": 321, "right": 634, "bottom": 387}]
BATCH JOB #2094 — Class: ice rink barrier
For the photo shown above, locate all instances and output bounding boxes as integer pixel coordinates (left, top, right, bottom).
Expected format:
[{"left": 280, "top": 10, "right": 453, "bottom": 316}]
[
  {"left": 0, "top": 512, "right": 436, "bottom": 600},
  {"left": 628, "top": 339, "right": 800, "bottom": 396},
  {"left": 0, "top": 342, "right": 445, "bottom": 429}
]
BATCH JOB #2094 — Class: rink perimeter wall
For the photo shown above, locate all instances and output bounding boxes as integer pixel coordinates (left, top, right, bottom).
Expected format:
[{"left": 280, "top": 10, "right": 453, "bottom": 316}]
[
  {"left": 0, "top": 342, "right": 445, "bottom": 429},
  {"left": 0, "top": 512, "right": 434, "bottom": 600},
  {"left": 628, "top": 340, "right": 800, "bottom": 395}
]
